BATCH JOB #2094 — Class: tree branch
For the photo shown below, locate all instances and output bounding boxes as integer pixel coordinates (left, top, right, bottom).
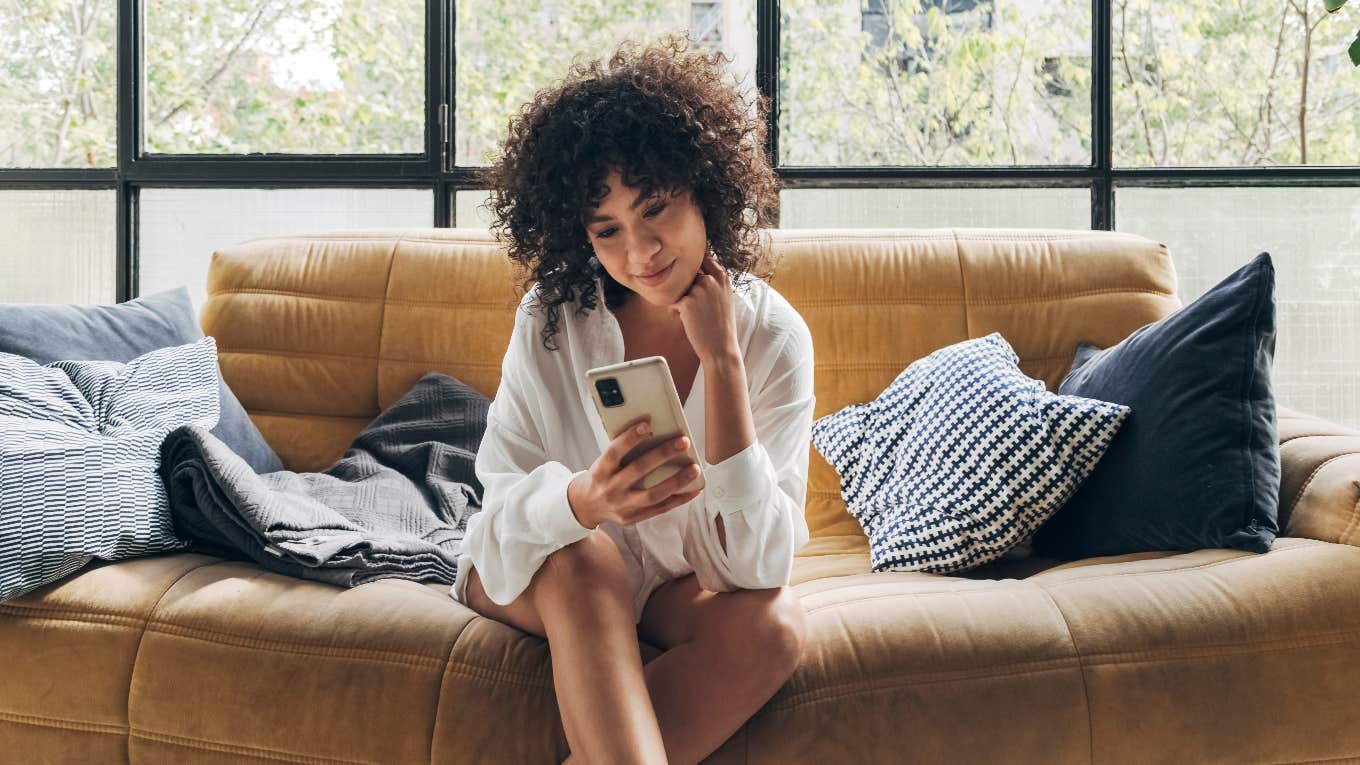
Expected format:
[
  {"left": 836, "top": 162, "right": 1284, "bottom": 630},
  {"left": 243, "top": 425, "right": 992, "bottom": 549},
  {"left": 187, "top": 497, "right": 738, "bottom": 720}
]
[{"left": 153, "top": 1, "right": 278, "bottom": 128}]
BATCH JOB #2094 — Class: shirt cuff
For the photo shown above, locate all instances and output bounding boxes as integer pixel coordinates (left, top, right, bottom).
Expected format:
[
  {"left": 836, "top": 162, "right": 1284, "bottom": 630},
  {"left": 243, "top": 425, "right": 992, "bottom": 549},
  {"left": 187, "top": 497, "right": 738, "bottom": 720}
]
[
  {"left": 701, "top": 440, "right": 769, "bottom": 516},
  {"left": 537, "top": 466, "right": 596, "bottom": 545}
]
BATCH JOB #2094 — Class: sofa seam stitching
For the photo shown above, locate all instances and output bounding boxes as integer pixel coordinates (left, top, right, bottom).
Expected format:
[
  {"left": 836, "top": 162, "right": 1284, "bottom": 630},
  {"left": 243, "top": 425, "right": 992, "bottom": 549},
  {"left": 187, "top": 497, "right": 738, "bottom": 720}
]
[
  {"left": 378, "top": 357, "right": 502, "bottom": 367},
  {"left": 1075, "top": 629, "right": 1360, "bottom": 664},
  {"left": 798, "top": 544, "right": 1322, "bottom": 608},
  {"left": 1034, "top": 542, "right": 1321, "bottom": 585},
  {"left": 0, "top": 604, "right": 148, "bottom": 628},
  {"left": 219, "top": 347, "right": 377, "bottom": 363},
  {"left": 953, "top": 230, "right": 969, "bottom": 337},
  {"left": 443, "top": 656, "right": 556, "bottom": 691},
  {"left": 209, "top": 288, "right": 381, "bottom": 304},
  {"left": 381, "top": 298, "right": 522, "bottom": 309},
  {"left": 767, "top": 656, "right": 1080, "bottom": 711},
  {"left": 141, "top": 622, "right": 447, "bottom": 669},
  {"left": 129, "top": 727, "right": 370, "bottom": 765},
  {"left": 1340, "top": 491, "right": 1360, "bottom": 546},
  {"left": 789, "top": 287, "right": 1177, "bottom": 308},
  {"left": 0, "top": 710, "right": 127, "bottom": 736},
  {"left": 429, "top": 613, "right": 480, "bottom": 765},
  {"left": 763, "top": 630, "right": 1360, "bottom": 714},
  {"left": 126, "top": 559, "right": 231, "bottom": 763},
  {"left": 374, "top": 236, "right": 403, "bottom": 410},
  {"left": 1286, "top": 454, "right": 1351, "bottom": 521},
  {"left": 1035, "top": 586, "right": 1094, "bottom": 765}
]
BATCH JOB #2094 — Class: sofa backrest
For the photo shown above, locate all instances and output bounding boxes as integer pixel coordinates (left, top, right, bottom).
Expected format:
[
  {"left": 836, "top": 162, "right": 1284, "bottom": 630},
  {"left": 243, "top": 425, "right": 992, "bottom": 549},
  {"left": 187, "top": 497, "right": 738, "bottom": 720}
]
[{"left": 203, "top": 227, "right": 1179, "bottom": 540}]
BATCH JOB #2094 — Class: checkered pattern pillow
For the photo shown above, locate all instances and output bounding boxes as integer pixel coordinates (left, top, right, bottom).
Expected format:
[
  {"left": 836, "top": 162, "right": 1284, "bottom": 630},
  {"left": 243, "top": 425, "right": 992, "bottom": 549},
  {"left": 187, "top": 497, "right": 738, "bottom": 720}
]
[{"left": 811, "top": 333, "right": 1129, "bottom": 574}]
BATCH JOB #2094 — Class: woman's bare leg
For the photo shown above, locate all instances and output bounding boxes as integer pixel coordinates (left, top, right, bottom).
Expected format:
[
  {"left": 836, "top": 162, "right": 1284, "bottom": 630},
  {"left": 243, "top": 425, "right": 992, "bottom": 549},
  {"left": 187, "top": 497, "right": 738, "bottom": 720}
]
[
  {"left": 635, "top": 575, "right": 807, "bottom": 765},
  {"left": 463, "top": 530, "right": 666, "bottom": 764}
]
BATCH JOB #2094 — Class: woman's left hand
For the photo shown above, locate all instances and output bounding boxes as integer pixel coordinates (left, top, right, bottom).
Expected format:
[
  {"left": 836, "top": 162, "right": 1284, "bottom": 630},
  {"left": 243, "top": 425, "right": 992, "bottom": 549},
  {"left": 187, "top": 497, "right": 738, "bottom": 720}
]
[{"left": 670, "top": 252, "right": 738, "bottom": 362}]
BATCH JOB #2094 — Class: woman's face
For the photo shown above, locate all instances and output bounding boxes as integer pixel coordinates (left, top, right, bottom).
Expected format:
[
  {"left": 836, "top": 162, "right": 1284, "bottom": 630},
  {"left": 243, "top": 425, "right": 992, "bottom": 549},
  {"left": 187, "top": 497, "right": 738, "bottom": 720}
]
[{"left": 583, "top": 166, "right": 708, "bottom": 310}]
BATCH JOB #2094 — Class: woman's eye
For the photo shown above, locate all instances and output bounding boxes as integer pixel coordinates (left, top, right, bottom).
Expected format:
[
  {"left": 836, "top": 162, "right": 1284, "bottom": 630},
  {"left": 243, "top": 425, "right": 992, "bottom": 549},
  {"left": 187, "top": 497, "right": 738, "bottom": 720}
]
[
  {"left": 645, "top": 203, "right": 667, "bottom": 217},
  {"left": 597, "top": 228, "right": 617, "bottom": 239}
]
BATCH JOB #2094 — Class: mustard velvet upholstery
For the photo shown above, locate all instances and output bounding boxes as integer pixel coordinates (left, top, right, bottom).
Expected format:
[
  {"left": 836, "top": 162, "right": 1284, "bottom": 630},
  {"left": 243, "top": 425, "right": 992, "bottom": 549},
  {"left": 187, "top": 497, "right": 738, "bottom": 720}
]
[{"left": 3, "top": 227, "right": 1358, "bottom": 764}]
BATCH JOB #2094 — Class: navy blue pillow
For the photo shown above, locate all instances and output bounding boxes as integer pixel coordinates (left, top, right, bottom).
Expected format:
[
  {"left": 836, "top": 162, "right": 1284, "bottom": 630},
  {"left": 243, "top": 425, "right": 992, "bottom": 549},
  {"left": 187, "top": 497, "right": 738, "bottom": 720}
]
[
  {"left": 0, "top": 287, "right": 284, "bottom": 474},
  {"left": 1031, "top": 252, "right": 1280, "bottom": 559}
]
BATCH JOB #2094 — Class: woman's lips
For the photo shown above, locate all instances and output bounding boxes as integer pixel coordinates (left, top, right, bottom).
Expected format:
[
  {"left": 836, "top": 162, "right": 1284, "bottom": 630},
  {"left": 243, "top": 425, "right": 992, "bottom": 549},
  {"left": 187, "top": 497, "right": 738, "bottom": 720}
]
[{"left": 636, "top": 260, "right": 675, "bottom": 285}]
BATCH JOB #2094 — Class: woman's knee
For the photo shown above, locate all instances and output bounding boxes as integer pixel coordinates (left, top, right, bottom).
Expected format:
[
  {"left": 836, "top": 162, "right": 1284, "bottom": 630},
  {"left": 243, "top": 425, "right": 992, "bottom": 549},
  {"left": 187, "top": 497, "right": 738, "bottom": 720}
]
[
  {"left": 532, "top": 528, "right": 632, "bottom": 604},
  {"left": 722, "top": 587, "right": 807, "bottom": 678}
]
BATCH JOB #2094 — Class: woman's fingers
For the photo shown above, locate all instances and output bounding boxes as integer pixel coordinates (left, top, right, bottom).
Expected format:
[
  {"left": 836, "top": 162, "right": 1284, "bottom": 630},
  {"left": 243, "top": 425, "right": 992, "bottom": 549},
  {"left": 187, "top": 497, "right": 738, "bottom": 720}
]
[
  {"left": 641, "top": 461, "right": 700, "bottom": 505},
  {"left": 605, "top": 420, "right": 651, "bottom": 473},
  {"left": 634, "top": 487, "right": 703, "bottom": 523},
  {"left": 624, "top": 435, "right": 690, "bottom": 488}
]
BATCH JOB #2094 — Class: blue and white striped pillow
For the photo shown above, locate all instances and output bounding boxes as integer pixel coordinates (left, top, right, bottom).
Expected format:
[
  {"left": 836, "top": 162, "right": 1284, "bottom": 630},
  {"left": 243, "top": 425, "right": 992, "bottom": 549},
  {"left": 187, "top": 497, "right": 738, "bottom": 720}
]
[
  {"left": 811, "top": 333, "right": 1129, "bottom": 574},
  {"left": 0, "top": 337, "right": 221, "bottom": 601}
]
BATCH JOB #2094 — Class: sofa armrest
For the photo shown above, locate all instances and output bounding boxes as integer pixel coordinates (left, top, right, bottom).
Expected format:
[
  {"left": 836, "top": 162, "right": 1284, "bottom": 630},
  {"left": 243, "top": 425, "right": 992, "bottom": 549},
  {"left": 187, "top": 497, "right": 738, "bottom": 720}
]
[{"left": 1278, "top": 405, "right": 1360, "bottom": 547}]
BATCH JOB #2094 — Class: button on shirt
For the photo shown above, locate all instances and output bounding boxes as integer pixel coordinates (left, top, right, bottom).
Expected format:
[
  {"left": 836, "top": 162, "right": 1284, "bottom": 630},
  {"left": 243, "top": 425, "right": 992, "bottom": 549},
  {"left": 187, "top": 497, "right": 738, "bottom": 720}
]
[{"left": 450, "top": 272, "right": 816, "bottom": 608}]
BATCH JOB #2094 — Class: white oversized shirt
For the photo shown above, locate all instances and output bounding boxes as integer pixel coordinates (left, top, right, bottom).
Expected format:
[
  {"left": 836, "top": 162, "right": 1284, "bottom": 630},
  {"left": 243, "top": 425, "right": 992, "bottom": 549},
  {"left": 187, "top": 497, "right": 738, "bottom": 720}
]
[{"left": 450, "top": 272, "right": 816, "bottom": 607}]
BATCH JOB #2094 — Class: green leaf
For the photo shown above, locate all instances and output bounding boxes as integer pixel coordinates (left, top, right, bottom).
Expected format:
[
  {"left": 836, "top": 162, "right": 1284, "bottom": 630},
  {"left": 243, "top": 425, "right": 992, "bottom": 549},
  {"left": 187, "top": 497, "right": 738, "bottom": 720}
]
[
  {"left": 1350, "top": 30, "right": 1360, "bottom": 66},
  {"left": 1325, "top": 0, "right": 1347, "bottom": 12}
]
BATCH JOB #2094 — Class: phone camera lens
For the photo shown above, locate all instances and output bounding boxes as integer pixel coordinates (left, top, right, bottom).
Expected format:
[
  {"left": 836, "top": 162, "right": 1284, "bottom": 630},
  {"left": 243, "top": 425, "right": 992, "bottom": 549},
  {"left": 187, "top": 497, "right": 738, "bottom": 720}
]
[{"left": 595, "top": 377, "right": 625, "bottom": 407}]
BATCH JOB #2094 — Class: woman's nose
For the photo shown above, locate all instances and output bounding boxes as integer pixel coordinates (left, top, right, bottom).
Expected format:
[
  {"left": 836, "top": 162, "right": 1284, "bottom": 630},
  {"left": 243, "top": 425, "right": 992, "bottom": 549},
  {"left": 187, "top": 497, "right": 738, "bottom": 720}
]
[{"left": 626, "top": 226, "right": 662, "bottom": 262}]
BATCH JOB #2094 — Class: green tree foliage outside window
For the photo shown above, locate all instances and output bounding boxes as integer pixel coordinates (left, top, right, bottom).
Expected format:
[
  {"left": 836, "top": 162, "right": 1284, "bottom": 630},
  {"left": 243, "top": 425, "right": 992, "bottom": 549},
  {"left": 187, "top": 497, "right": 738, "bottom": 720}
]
[{"left": 1, "top": 0, "right": 1357, "bottom": 167}]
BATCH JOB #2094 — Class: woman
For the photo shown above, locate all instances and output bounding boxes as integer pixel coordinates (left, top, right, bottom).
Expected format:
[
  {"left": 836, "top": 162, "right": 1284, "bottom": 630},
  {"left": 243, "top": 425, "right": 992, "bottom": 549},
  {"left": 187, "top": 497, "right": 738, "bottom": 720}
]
[{"left": 450, "top": 33, "right": 816, "bottom": 765}]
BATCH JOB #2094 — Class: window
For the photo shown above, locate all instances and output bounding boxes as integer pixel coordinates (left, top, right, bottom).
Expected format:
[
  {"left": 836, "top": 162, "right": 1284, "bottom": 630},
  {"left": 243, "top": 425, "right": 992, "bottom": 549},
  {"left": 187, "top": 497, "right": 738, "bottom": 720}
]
[
  {"left": 0, "top": 3, "right": 117, "bottom": 167},
  {"left": 781, "top": 0, "right": 1090, "bottom": 166},
  {"left": 139, "top": 188, "right": 432, "bottom": 312},
  {"left": 780, "top": 187, "right": 1089, "bottom": 229},
  {"left": 454, "top": 1, "right": 757, "bottom": 167},
  {"left": 0, "top": 190, "right": 115, "bottom": 304},
  {"left": 143, "top": 0, "right": 425, "bottom": 155},
  {"left": 1117, "top": 187, "right": 1360, "bottom": 428},
  {"left": 4, "top": 1, "right": 1358, "bottom": 426},
  {"left": 1113, "top": 0, "right": 1360, "bottom": 167}
]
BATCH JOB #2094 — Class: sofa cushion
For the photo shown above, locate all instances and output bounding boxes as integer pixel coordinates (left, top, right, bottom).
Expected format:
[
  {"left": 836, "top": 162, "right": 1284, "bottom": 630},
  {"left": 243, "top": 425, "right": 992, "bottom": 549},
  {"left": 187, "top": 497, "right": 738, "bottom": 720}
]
[
  {"left": 811, "top": 332, "right": 1129, "bottom": 574},
  {"left": 0, "top": 337, "right": 220, "bottom": 601},
  {"left": 0, "top": 287, "right": 284, "bottom": 474},
  {"left": 1033, "top": 252, "right": 1280, "bottom": 559},
  {"left": 5, "top": 536, "right": 1360, "bottom": 764}
]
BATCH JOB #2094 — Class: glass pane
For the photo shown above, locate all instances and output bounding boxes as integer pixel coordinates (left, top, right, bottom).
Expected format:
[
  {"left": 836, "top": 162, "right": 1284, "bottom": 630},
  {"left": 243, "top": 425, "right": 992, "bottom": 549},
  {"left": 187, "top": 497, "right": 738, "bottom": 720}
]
[
  {"left": 456, "top": 2, "right": 757, "bottom": 166},
  {"left": 144, "top": 0, "right": 424, "bottom": 154},
  {"left": 454, "top": 190, "right": 494, "bottom": 228},
  {"left": 1114, "top": 1, "right": 1360, "bottom": 167},
  {"left": 0, "top": 2, "right": 116, "bottom": 167},
  {"left": 1116, "top": 187, "right": 1360, "bottom": 428},
  {"left": 0, "top": 190, "right": 116, "bottom": 304},
  {"left": 139, "top": 188, "right": 432, "bottom": 313},
  {"left": 780, "top": 187, "right": 1089, "bottom": 228},
  {"left": 780, "top": 0, "right": 1091, "bottom": 167}
]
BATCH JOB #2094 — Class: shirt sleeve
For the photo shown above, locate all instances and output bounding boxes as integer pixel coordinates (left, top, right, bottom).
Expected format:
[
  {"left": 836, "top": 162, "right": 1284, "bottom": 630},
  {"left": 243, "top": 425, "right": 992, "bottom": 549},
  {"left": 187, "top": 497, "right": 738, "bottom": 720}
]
[
  {"left": 463, "top": 302, "right": 595, "bottom": 607},
  {"left": 688, "top": 320, "right": 816, "bottom": 592}
]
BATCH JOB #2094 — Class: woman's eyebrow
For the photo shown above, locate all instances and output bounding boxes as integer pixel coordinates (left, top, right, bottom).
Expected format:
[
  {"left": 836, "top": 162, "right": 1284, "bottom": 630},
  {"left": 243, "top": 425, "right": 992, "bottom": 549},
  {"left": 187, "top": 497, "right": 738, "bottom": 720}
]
[{"left": 585, "top": 187, "right": 663, "bottom": 224}]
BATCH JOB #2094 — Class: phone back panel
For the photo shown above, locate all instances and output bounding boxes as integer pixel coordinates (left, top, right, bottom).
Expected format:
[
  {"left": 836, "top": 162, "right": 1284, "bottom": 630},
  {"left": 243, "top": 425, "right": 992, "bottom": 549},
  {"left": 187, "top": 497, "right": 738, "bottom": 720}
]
[{"left": 586, "top": 356, "right": 704, "bottom": 493}]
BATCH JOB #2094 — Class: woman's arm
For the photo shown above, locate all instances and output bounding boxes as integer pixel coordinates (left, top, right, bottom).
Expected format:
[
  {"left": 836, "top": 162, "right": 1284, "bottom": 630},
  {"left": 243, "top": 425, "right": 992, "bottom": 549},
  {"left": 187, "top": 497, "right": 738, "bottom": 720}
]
[
  {"left": 464, "top": 301, "right": 594, "bottom": 607},
  {"left": 691, "top": 321, "right": 816, "bottom": 592}
]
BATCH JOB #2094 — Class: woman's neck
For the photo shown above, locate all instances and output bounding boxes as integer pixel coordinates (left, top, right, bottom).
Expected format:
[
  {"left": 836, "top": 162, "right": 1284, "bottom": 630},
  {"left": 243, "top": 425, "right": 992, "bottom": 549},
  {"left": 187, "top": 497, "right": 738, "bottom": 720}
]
[{"left": 615, "top": 293, "right": 679, "bottom": 331}]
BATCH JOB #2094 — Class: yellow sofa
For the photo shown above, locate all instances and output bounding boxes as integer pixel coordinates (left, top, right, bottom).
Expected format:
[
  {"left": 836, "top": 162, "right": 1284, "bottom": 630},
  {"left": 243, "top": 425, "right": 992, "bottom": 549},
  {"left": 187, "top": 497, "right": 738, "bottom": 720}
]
[{"left": 4, "top": 228, "right": 1359, "bottom": 764}]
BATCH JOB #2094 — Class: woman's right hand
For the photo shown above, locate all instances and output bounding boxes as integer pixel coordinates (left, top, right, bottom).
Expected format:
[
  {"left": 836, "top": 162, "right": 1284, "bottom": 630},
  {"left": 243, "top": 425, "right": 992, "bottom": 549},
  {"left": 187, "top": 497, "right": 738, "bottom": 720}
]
[{"left": 566, "top": 421, "right": 702, "bottom": 529}]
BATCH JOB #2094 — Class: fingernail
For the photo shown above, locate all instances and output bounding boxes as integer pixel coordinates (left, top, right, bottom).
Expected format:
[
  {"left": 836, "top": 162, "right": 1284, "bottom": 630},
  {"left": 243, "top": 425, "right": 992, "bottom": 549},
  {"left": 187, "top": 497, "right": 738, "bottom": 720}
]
[{"left": 637, "top": 423, "right": 648, "bottom": 435}]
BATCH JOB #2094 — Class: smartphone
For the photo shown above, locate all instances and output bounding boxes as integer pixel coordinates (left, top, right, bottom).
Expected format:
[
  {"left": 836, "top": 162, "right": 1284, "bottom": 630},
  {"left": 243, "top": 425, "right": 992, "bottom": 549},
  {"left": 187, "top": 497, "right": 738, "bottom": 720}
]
[{"left": 586, "top": 356, "right": 705, "bottom": 494}]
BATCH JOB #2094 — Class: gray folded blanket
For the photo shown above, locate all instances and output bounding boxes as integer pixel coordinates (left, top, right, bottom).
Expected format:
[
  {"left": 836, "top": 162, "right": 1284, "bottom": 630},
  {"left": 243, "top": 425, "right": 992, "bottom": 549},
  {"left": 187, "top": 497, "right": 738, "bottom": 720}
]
[{"left": 159, "top": 372, "right": 488, "bottom": 587}]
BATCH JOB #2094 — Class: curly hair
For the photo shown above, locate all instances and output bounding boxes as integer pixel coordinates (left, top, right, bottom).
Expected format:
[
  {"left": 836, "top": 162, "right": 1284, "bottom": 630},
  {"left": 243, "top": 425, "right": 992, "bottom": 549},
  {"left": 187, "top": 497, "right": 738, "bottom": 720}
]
[{"left": 475, "top": 32, "right": 782, "bottom": 352}]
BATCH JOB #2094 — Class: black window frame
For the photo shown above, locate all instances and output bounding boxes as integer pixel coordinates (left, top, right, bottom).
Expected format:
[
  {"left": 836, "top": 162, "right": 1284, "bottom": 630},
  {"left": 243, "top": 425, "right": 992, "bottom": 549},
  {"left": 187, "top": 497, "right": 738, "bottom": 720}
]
[{"left": 1, "top": 0, "right": 1358, "bottom": 303}]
